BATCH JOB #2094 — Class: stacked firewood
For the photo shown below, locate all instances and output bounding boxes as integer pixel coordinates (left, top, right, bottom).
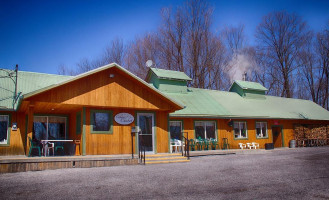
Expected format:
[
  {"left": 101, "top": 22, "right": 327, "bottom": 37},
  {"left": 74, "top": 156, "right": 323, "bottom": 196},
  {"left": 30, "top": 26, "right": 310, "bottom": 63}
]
[{"left": 294, "top": 124, "right": 327, "bottom": 140}]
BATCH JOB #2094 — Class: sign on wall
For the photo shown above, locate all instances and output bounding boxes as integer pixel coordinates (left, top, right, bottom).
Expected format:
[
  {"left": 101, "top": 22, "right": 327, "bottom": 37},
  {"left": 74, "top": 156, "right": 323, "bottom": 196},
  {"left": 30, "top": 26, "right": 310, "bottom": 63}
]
[{"left": 114, "top": 113, "right": 134, "bottom": 125}]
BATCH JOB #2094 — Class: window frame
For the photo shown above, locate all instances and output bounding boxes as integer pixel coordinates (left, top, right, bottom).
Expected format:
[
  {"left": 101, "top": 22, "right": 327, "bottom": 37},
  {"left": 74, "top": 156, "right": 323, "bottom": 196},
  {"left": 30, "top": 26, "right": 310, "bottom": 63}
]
[
  {"left": 233, "top": 121, "right": 248, "bottom": 140},
  {"left": 194, "top": 120, "right": 217, "bottom": 140},
  {"left": 0, "top": 114, "right": 11, "bottom": 146},
  {"left": 169, "top": 120, "right": 183, "bottom": 140},
  {"left": 255, "top": 121, "right": 268, "bottom": 139},
  {"left": 90, "top": 109, "right": 113, "bottom": 134}
]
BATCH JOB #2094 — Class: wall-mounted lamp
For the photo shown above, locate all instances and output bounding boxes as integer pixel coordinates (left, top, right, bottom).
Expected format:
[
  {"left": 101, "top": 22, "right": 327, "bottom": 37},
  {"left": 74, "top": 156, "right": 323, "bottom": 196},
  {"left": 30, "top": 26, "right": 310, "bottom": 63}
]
[{"left": 109, "top": 74, "right": 115, "bottom": 78}]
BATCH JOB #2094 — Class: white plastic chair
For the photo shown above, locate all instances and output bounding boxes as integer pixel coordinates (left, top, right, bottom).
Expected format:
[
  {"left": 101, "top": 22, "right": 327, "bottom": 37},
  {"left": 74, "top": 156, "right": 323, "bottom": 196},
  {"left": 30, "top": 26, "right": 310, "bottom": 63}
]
[
  {"left": 246, "top": 143, "right": 253, "bottom": 149},
  {"left": 252, "top": 142, "right": 260, "bottom": 149},
  {"left": 238, "top": 143, "right": 246, "bottom": 149},
  {"left": 43, "top": 142, "right": 55, "bottom": 156},
  {"left": 170, "top": 139, "right": 182, "bottom": 153}
]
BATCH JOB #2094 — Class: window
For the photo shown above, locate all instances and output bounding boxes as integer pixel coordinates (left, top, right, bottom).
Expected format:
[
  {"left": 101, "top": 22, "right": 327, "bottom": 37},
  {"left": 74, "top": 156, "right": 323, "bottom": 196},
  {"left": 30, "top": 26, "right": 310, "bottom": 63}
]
[
  {"left": 234, "top": 121, "right": 247, "bottom": 139},
  {"left": 0, "top": 115, "right": 9, "bottom": 145},
  {"left": 195, "top": 121, "right": 216, "bottom": 139},
  {"left": 33, "top": 116, "right": 66, "bottom": 140},
  {"left": 256, "top": 122, "right": 267, "bottom": 138},
  {"left": 90, "top": 110, "right": 113, "bottom": 134},
  {"left": 76, "top": 112, "right": 81, "bottom": 134},
  {"left": 170, "top": 121, "right": 182, "bottom": 140}
]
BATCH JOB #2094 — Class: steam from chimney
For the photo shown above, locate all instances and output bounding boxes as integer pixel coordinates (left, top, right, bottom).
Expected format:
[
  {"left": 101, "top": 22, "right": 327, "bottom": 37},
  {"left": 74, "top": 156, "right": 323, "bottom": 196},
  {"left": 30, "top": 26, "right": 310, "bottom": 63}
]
[{"left": 227, "top": 53, "right": 257, "bottom": 83}]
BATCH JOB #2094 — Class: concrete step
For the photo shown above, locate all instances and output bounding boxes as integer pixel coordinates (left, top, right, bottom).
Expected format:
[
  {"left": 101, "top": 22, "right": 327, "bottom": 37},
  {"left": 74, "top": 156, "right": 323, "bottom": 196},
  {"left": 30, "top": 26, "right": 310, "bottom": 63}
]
[{"left": 143, "top": 153, "right": 189, "bottom": 164}]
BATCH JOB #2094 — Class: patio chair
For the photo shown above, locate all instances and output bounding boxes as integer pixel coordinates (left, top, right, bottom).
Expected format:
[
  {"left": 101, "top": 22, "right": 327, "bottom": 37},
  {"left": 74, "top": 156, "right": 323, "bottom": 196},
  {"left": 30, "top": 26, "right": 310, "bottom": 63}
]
[
  {"left": 238, "top": 143, "right": 246, "bottom": 149},
  {"left": 246, "top": 143, "right": 253, "bottom": 149},
  {"left": 28, "top": 137, "right": 41, "bottom": 157},
  {"left": 45, "top": 142, "right": 55, "bottom": 156},
  {"left": 252, "top": 142, "right": 260, "bottom": 149},
  {"left": 203, "top": 139, "right": 210, "bottom": 150},
  {"left": 170, "top": 139, "right": 175, "bottom": 153},
  {"left": 189, "top": 139, "right": 196, "bottom": 151},
  {"left": 210, "top": 138, "right": 219, "bottom": 150},
  {"left": 55, "top": 142, "right": 65, "bottom": 156},
  {"left": 197, "top": 137, "right": 204, "bottom": 150},
  {"left": 174, "top": 140, "right": 182, "bottom": 153}
]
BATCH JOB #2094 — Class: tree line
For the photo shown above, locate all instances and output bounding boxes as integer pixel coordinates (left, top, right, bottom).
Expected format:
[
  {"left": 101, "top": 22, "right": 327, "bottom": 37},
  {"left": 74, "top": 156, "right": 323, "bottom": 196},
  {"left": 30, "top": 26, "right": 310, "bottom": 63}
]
[{"left": 58, "top": 0, "right": 329, "bottom": 110}]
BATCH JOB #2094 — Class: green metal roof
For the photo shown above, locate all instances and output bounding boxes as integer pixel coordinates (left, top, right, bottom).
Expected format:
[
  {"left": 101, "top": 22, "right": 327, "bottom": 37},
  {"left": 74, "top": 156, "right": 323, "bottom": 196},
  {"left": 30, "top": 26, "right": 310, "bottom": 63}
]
[
  {"left": 230, "top": 80, "right": 268, "bottom": 91},
  {"left": 166, "top": 87, "right": 329, "bottom": 121},
  {"left": 147, "top": 68, "right": 192, "bottom": 81},
  {"left": 0, "top": 69, "right": 72, "bottom": 110},
  {"left": 164, "top": 88, "right": 231, "bottom": 117}
]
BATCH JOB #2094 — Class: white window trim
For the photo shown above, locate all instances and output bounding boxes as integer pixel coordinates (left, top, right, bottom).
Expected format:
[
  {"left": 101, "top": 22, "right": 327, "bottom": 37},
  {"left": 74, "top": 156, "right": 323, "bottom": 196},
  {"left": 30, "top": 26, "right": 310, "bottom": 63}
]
[
  {"left": 234, "top": 121, "right": 248, "bottom": 139},
  {"left": 256, "top": 122, "right": 268, "bottom": 138},
  {"left": 194, "top": 121, "right": 217, "bottom": 140}
]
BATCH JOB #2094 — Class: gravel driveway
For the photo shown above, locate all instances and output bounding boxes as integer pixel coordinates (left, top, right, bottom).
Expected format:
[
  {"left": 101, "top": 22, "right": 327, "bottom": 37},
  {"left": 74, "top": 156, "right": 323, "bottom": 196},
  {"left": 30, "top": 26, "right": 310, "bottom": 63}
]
[{"left": 1, "top": 147, "right": 328, "bottom": 200}]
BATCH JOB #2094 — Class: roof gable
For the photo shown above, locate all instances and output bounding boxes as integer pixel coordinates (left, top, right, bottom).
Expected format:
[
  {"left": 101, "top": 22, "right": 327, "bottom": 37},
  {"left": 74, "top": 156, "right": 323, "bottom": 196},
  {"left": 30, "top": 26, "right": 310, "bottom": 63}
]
[
  {"left": 230, "top": 80, "right": 268, "bottom": 91},
  {"left": 229, "top": 80, "right": 268, "bottom": 98},
  {"left": 1, "top": 63, "right": 183, "bottom": 111},
  {"left": 146, "top": 68, "right": 192, "bottom": 81}
]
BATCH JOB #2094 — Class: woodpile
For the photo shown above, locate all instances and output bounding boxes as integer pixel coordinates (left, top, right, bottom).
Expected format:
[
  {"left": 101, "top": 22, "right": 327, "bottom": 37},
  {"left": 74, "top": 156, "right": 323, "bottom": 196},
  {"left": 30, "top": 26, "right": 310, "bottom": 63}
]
[{"left": 294, "top": 124, "right": 328, "bottom": 146}]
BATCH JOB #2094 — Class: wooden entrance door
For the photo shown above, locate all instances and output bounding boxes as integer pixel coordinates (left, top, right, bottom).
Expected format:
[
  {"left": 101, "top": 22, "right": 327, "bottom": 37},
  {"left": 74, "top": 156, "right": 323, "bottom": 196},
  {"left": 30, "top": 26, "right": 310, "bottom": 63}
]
[{"left": 272, "top": 126, "right": 283, "bottom": 148}]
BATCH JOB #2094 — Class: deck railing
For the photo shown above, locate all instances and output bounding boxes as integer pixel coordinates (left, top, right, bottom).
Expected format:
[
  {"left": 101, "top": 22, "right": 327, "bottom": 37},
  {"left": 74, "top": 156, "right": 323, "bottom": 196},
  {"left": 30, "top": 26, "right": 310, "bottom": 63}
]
[{"left": 138, "top": 134, "right": 146, "bottom": 165}]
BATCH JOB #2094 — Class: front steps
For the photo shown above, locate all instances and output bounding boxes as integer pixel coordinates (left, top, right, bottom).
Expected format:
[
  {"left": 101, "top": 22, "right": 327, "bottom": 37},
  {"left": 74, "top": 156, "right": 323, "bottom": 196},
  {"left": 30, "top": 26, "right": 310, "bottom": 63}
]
[{"left": 144, "top": 153, "right": 190, "bottom": 164}]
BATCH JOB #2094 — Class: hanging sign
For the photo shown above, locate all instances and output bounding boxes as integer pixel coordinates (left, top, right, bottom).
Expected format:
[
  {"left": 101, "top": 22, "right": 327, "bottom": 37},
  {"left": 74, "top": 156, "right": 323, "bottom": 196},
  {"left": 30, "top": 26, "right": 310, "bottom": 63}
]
[{"left": 115, "top": 113, "right": 134, "bottom": 125}]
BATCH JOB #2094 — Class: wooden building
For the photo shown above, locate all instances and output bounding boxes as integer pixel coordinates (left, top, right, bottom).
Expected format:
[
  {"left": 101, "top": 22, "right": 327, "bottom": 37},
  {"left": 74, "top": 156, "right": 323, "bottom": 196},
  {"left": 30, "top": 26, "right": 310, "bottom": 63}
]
[
  {"left": 146, "top": 67, "right": 329, "bottom": 149},
  {"left": 1, "top": 64, "right": 329, "bottom": 156},
  {"left": 0, "top": 64, "right": 183, "bottom": 156}
]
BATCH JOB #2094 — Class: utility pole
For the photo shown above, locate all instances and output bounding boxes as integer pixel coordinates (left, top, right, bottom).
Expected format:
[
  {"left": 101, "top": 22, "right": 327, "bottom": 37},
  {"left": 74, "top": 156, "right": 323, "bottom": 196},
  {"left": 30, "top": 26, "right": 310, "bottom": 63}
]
[{"left": 13, "top": 64, "right": 18, "bottom": 110}]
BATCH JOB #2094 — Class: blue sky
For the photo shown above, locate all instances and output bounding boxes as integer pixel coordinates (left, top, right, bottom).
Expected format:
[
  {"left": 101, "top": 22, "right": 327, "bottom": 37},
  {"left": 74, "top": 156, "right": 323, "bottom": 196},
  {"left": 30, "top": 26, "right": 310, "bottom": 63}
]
[{"left": 1, "top": 0, "right": 329, "bottom": 74}]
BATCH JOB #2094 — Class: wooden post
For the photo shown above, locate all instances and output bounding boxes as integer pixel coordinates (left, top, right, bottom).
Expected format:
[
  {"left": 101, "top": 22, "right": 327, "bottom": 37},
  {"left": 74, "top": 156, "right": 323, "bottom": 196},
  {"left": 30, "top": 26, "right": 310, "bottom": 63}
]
[
  {"left": 25, "top": 104, "right": 34, "bottom": 156},
  {"left": 82, "top": 107, "right": 86, "bottom": 156}
]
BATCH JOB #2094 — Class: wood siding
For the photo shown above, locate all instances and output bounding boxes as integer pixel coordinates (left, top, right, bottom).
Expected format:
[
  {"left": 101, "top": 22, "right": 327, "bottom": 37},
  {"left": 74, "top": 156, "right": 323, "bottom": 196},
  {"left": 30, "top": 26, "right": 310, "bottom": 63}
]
[
  {"left": 84, "top": 108, "right": 170, "bottom": 155},
  {"left": 24, "top": 68, "right": 178, "bottom": 112},
  {"left": 170, "top": 118, "right": 329, "bottom": 149},
  {"left": 0, "top": 112, "right": 26, "bottom": 155}
]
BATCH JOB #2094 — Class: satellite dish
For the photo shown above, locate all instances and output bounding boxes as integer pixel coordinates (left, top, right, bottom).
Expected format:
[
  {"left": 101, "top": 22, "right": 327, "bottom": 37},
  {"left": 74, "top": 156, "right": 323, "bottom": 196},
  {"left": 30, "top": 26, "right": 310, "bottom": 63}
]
[{"left": 146, "top": 60, "right": 153, "bottom": 68}]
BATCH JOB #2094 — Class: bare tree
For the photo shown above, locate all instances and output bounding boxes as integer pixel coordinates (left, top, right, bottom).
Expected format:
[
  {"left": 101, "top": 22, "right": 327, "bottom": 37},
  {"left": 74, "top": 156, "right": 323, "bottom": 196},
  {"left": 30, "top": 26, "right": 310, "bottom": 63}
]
[
  {"left": 222, "top": 24, "right": 247, "bottom": 55},
  {"left": 125, "top": 34, "right": 159, "bottom": 78},
  {"left": 184, "top": 0, "right": 214, "bottom": 88},
  {"left": 57, "top": 63, "right": 75, "bottom": 76},
  {"left": 315, "top": 22, "right": 329, "bottom": 109},
  {"left": 103, "top": 38, "right": 126, "bottom": 66},
  {"left": 256, "top": 11, "right": 310, "bottom": 98},
  {"left": 158, "top": 7, "right": 186, "bottom": 71}
]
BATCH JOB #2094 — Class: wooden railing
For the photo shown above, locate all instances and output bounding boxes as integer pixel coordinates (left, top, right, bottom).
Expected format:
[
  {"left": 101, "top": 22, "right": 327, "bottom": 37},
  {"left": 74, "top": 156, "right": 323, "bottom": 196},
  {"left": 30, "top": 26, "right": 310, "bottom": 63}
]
[{"left": 138, "top": 134, "right": 146, "bottom": 165}]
